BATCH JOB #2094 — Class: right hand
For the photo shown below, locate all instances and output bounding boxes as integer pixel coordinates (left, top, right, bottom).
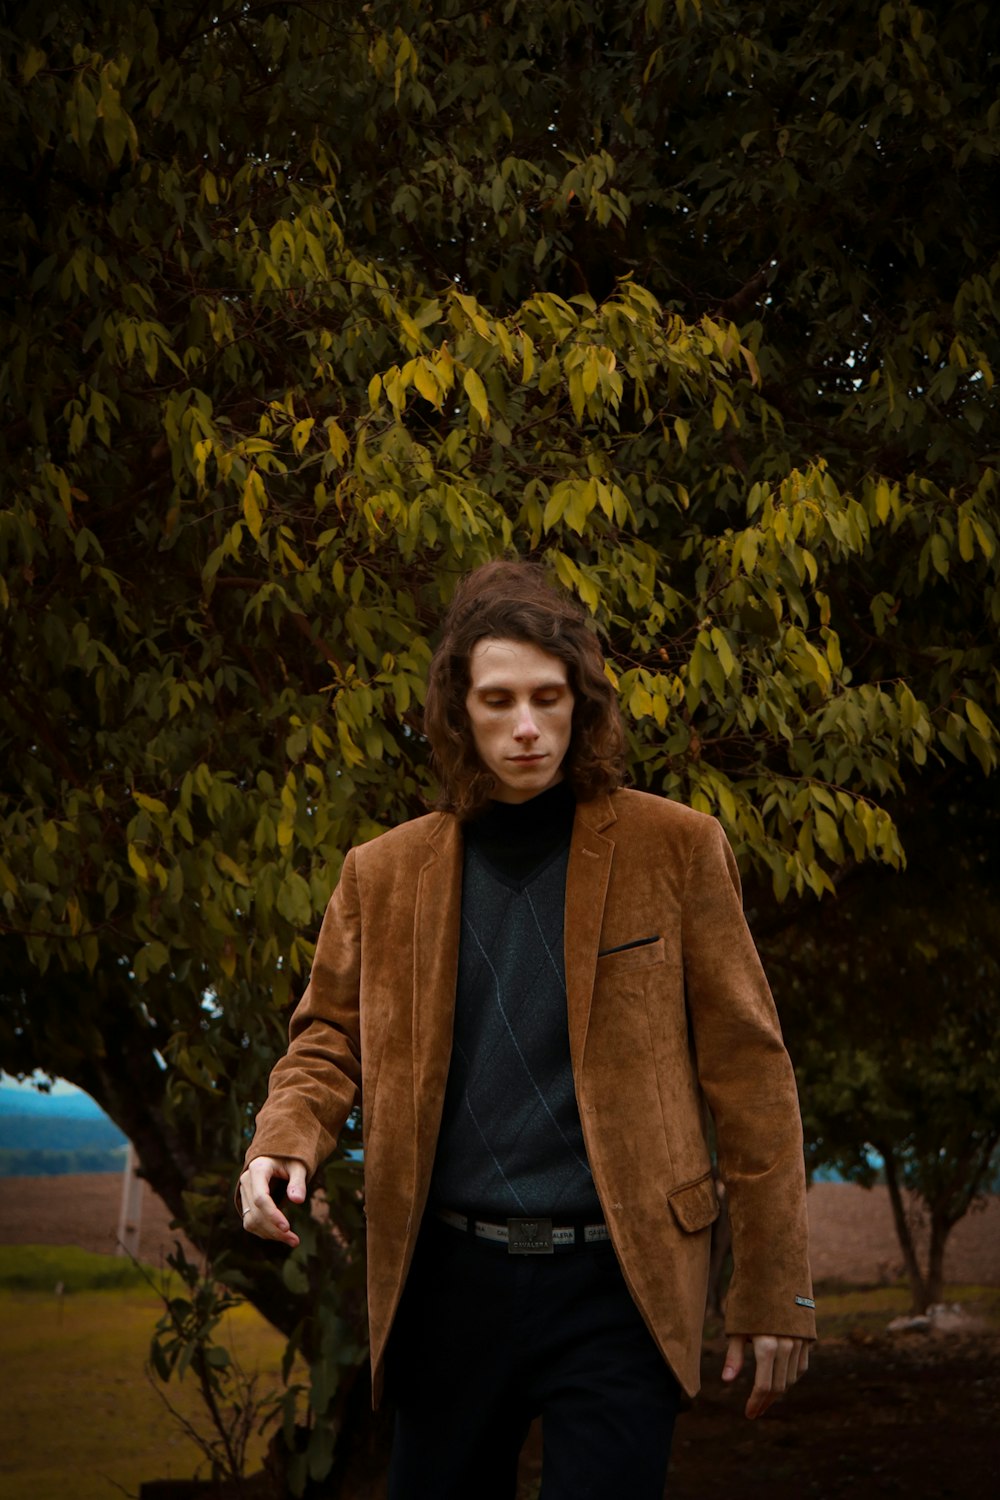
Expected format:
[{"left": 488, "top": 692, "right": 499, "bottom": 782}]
[{"left": 238, "top": 1156, "right": 308, "bottom": 1247}]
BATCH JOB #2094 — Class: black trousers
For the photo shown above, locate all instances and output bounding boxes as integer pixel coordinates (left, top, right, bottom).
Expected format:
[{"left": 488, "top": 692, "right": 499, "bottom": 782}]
[{"left": 386, "top": 1216, "right": 681, "bottom": 1500}]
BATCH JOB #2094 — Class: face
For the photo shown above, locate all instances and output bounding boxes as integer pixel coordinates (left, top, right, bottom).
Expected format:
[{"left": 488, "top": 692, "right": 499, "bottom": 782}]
[{"left": 464, "top": 637, "right": 575, "bottom": 804}]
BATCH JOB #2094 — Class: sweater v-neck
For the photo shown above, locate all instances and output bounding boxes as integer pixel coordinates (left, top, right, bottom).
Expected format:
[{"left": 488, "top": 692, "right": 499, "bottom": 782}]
[{"left": 462, "top": 780, "right": 575, "bottom": 885}]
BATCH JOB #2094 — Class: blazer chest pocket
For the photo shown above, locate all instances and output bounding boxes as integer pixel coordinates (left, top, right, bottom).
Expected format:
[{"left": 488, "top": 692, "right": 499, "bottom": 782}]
[
  {"left": 595, "top": 935, "right": 665, "bottom": 977},
  {"left": 667, "top": 1172, "right": 721, "bottom": 1234}
]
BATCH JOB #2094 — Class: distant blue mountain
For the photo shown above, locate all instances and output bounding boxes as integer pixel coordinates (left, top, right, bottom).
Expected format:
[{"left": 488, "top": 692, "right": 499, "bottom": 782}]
[
  {"left": 0, "top": 1086, "right": 107, "bottom": 1119},
  {"left": 0, "top": 1113, "right": 126, "bottom": 1151},
  {"left": 0, "top": 1083, "right": 127, "bottom": 1174}
]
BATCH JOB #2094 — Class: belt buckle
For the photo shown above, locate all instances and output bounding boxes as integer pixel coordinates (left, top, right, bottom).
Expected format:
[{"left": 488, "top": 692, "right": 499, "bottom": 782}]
[{"left": 507, "top": 1217, "right": 554, "bottom": 1255}]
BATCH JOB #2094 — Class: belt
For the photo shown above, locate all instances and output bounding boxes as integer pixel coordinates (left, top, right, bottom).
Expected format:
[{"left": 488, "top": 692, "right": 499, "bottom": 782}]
[{"left": 435, "top": 1207, "right": 610, "bottom": 1254}]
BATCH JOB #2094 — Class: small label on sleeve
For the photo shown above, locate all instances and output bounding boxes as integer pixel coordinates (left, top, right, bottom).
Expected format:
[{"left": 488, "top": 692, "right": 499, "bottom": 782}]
[{"left": 795, "top": 1295, "right": 816, "bottom": 1309}]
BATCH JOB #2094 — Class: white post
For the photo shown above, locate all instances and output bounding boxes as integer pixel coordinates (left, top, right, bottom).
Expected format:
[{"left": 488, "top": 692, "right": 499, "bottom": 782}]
[{"left": 115, "top": 1141, "right": 144, "bottom": 1258}]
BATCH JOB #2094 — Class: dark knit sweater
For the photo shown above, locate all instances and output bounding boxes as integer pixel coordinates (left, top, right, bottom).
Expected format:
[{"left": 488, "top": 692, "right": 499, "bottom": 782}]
[{"left": 429, "top": 782, "right": 601, "bottom": 1218}]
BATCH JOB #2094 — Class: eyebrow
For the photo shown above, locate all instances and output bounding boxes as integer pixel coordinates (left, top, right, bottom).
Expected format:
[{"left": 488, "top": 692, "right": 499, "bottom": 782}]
[{"left": 471, "top": 679, "right": 569, "bottom": 695}]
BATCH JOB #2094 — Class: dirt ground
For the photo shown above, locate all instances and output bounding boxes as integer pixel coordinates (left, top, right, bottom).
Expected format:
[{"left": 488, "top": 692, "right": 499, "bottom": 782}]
[
  {"left": 3, "top": 1176, "right": 999, "bottom": 1499},
  {"left": 512, "top": 1322, "right": 1000, "bottom": 1500},
  {"left": 671, "top": 1325, "right": 1000, "bottom": 1500}
]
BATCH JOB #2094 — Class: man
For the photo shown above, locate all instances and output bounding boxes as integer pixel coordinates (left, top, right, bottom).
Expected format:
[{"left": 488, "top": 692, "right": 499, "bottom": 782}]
[{"left": 239, "top": 560, "right": 815, "bottom": 1499}]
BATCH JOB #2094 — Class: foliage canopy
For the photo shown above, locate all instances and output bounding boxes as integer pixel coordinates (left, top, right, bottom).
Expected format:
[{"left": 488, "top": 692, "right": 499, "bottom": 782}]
[{"left": 2, "top": 0, "right": 999, "bottom": 1482}]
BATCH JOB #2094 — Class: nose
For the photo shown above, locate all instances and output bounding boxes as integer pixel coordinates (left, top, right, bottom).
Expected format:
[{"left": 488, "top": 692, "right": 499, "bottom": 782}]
[{"left": 513, "top": 704, "right": 540, "bottom": 742}]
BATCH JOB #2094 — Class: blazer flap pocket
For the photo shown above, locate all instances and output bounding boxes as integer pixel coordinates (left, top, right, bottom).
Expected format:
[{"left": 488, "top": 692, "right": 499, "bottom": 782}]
[{"left": 667, "top": 1173, "right": 720, "bottom": 1233}]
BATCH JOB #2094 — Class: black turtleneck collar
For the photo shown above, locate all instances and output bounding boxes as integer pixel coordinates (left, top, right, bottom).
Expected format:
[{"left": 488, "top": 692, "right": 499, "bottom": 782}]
[{"left": 463, "top": 780, "right": 576, "bottom": 884}]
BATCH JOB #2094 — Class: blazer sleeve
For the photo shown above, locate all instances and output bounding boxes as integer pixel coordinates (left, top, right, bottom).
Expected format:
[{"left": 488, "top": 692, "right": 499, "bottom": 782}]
[
  {"left": 681, "top": 816, "right": 816, "bottom": 1340},
  {"left": 242, "top": 847, "right": 364, "bottom": 1179}
]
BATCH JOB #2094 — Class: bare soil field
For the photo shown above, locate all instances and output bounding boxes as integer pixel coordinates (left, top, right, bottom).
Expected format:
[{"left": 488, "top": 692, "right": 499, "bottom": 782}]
[
  {"left": 1, "top": 1174, "right": 998, "bottom": 1288},
  {"left": 0, "top": 1171, "right": 196, "bottom": 1266}
]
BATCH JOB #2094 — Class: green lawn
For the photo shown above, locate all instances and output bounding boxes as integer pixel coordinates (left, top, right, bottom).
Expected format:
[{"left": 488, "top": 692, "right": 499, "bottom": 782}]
[{"left": 0, "top": 1247, "right": 290, "bottom": 1500}]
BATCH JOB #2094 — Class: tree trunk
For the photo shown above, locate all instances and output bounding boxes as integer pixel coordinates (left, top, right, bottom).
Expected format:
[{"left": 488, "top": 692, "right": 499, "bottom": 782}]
[
  {"left": 882, "top": 1150, "right": 930, "bottom": 1312},
  {"left": 925, "top": 1210, "right": 952, "bottom": 1309},
  {"left": 43, "top": 970, "right": 383, "bottom": 1492}
]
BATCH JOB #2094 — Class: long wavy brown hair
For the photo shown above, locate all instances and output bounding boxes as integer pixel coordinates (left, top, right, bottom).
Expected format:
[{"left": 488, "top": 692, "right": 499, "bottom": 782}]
[{"left": 424, "top": 560, "right": 626, "bottom": 817}]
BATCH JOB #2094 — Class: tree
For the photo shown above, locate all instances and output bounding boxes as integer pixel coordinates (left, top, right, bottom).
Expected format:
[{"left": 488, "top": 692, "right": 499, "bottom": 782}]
[
  {"left": 762, "top": 773, "right": 1000, "bottom": 1312},
  {"left": 2, "top": 0, "right": 999, "bottom": 1485}
]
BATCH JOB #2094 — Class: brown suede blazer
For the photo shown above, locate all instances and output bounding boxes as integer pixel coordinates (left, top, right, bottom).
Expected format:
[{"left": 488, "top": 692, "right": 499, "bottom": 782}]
[{"left": 245, "top": 788, "right": 816, "bottom": 1401}]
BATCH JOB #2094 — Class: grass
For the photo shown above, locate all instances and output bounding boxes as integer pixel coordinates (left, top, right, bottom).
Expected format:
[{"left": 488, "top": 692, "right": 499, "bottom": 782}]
[
  {"left": 0, "top": 1242, "right": 166, "bottom": 1293},
  {"left": 811, "top": 1280, "right": 1000, "bottom": 1340},
  {"left": 0, "top": 1247, "right": 292, "bottom": 1500}
]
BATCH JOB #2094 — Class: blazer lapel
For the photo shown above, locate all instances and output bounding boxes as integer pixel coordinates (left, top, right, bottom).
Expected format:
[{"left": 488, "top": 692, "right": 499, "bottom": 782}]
[
  {"left": 565, "top": 794, "right": 617, "bottom": 1073},
  {"left": 411, "top": 812, "right": 464, "bottom": 1188}
]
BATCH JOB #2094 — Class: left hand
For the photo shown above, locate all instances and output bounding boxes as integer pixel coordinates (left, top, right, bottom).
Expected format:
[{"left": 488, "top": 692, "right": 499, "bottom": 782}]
[{"left": 722, "top": 1333, "right": 810, "bottom": 1419}]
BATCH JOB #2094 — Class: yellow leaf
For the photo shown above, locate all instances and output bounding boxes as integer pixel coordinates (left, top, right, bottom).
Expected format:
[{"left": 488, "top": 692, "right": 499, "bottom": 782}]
[
  {"left": 291, "top": 417, "right": 315, "bottom": 454},
  {"left": 22, "top": 45, "right": 46, "bottom": 83},
  {"left": 326, "top": 420, "right": 350, "bottom": 465},
  {"left": 874, "top": 479, "right": 891, "bottom": 522},
  {"left": 463, "top": 367, "right": 490, "bottom": 428},
  {"left": 740, "top": 344, "right": 760, "bottom": 386},
  {"left": 522, "top": 332, "right": 535, "bottom": 384},
  {"left": 414, "top": 362, "right": 441, "bottom": 407},
  {"left": 127, "top": 843, "right": 148, "bottom": 880},
  {"left": 710, "top": 627, "right": 736, "bottom": 678},
  {"left": 629, "top": 682, "right": 654, "bottom": 718},
  {"left": 215, "top": 850, "right": 251, "bottom": 885},
  {"left": 712, "top": 392, "right": 728, "bottom": 430},
  {"left": 243, "top": 470, "right": 265, "bottom": 540},
  {"left": 716, "top": 782, "right": 737, "bottom": 825},
  {"left": 966, "top": 699, "right": 993, "bottom": 738},
  {"left": 134, "top": 792, "right": 168, "bottom": 816},
  {"left": 972, "top": 520, "right": 995, "bottom": 560},
  {"left": 814, "top": 810, "right": 845, "bottom": 863},
  {"left": 582, "top": 349, "right": 600, "bottom": 397},
  {"left": 568, "top": 368, "right": 585, "bottom": 424}
]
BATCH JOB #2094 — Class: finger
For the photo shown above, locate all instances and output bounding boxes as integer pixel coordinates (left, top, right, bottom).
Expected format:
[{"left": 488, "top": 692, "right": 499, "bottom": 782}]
[
  {"left": 722, "top": 1334, "right": 745, "bottom": 1383},
  {"left": 248, "top": 1181, "right": 301, "bottom": 1246},
  {"left": 241, "top": 1161, "right": 301, "bottom": 1247},
  {"left": 745, "top": 1336, "right": 777, "bottom": 1420},
  {"left": 782, "top": 1338, "right": 805, "bottom": 1389},
  {"left": 285, "top": 1159, "right": 308, "bottom": 1203},
  {"left": 771, "top": 1337, "right": 793, "bottom": 1392}
]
